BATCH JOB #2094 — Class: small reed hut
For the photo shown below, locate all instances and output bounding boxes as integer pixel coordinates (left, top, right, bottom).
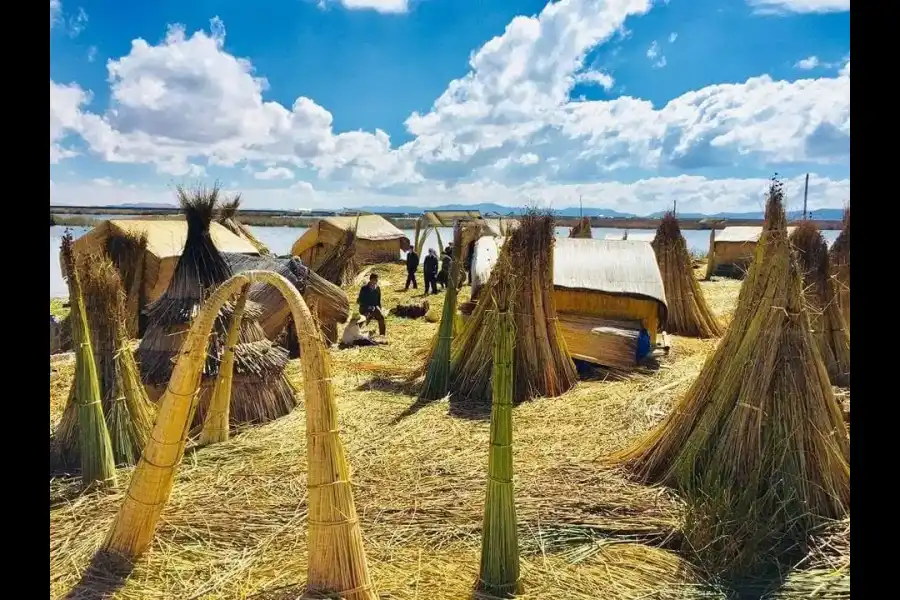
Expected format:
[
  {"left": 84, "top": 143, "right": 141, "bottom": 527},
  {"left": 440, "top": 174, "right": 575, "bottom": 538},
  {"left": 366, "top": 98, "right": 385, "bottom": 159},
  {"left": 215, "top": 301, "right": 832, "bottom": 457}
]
[
  {"left": 292, "top": 214, "right": 411, "bottom": 268},
  {"left": 68, "top": 219, "right": 259, "bottom": 335},
  {"left": 615, "top": 180, "right": 849, "bottom": 576},
  {"left": 706, "top": 225, "right": 797, "bottom": 278},
  {"left": 471, "top": 237, "right": 668, "bottom": 370},
  {"left": 136, "top": 186, "right": 296, "bottom": 430},
  {"left": 568, "top": 216, "right": 593, "bottom": 239},
  {"left": 829, "top": 206, "right": 850, "bottom": 328}
]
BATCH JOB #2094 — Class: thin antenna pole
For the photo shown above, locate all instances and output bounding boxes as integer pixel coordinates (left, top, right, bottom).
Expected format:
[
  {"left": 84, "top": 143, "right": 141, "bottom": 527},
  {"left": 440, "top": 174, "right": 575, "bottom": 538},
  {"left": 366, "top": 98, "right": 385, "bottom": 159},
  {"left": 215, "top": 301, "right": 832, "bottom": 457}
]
[
  {"left": 802, "top": 173, "right": 809, "bottom": 220},
  {"left": 579, "top": 195, "right": 583, "bottom": 218}
]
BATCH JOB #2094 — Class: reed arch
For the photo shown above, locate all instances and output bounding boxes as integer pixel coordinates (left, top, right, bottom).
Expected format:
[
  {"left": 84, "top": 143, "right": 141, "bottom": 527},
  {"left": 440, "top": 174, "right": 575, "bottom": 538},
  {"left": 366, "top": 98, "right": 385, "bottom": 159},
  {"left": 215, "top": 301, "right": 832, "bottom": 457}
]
[{"left": 102, "top": 270, "right": 375, "bottom": 600}]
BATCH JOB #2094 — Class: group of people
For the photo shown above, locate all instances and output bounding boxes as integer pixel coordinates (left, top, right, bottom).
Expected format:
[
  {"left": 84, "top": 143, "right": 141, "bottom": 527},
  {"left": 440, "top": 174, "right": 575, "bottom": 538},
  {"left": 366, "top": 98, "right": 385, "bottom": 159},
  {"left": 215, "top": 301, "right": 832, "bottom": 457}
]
[{"left": 404, "top": 242, "right": 474, "bottom": 294}]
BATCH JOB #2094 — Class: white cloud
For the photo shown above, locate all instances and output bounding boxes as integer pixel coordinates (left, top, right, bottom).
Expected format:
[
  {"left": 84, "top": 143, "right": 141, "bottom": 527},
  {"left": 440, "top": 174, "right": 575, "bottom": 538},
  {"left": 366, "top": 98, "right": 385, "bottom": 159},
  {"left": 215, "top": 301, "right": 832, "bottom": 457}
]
[
  {"left": 647, "top": 41, "right": 667, "bottom": 68},
  {"left": 68, "top": 7, "right": 88, "bottom": 37},
  {"left": 328, "top": 0, "right": 409, "bottom": 13},
  {"left": 747, "top": 0, "right": 849, "bottom": 14},
  {"left": 839, "top": 59, "right": 850, "bottom": 77},
  {"left": 795, "top": 56, "right": 820, "bottom": 69},
  {"left": 575, "top": 70, "right": 615, "bottom": 90},
  {"left": 50, "top": 0, "right": 61, "bottom": 29},
  {"left": 254, "top": 166, "right": 295, "bottom": 180},
  {"left": 87, "top": 46, "right": 97, "bottom": 62},
  {"left": 668, "top": 32, "right": 678, "bottom": 43}
]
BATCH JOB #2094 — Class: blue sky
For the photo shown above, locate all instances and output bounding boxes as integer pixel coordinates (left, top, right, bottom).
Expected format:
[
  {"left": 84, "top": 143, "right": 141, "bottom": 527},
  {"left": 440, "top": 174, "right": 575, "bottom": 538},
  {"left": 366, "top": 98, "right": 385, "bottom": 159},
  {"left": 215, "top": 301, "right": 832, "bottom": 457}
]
[{"left": 50, "top": 0, "right": 850, "bottom": 215}]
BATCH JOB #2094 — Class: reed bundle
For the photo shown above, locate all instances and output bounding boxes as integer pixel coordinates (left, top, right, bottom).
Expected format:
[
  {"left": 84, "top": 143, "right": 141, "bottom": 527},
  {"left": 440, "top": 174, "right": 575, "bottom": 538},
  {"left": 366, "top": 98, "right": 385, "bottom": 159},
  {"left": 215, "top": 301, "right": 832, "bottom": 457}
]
[
  {"left": 829, "top": 206, "right": 850, "bottom": 329},
  {"left": 450, "top": 212, "right": 577, "bottom": 404},
  {"left": 790, "top": 221, "right": 850, "bottom": 386},
  {"left": 420, "top": 225, "right": 464, "bottom": 400},
  {"left": 136, "top": 184, "right": 296, "bottom": 432},
  {"left": 615, "top": 180, "right": 850, "bottom": 577},
  {"left": 568, "top": 216, "right": 593, "bottom": 239},
  {"left": 651, "top": 213, "right": 723, "bottom": 338},
  {"left": 391, "top": 300, "right": 430, "bottom": 319},
  {"left": 315, "top": 219, "right": 361, "bottom": 287},
  {"left": 477, "top": 277, "right": 521, "bottom": 597},
  {"left": 104, "top": 229, "right": 148, "bottom": 337},
  {"left": 58, "top": 232, "right": 117, "bottom": 488},
  {"left": 218, "top": 194, "right": 272, "bottom": 255}
]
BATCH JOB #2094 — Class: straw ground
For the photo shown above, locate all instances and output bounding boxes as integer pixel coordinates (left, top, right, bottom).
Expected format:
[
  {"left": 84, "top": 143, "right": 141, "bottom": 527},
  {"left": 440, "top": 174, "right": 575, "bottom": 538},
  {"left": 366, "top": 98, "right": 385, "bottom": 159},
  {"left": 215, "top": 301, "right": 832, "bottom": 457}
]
[{"left": 50, "top": 263, "right": 849, "bottom": 599}]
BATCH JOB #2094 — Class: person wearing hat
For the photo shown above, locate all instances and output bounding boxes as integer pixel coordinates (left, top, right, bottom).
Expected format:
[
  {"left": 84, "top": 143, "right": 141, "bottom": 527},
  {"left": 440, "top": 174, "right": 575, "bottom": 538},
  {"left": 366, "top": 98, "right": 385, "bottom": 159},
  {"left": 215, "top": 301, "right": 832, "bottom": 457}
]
[
  {"left": 341, "top": 313, "right": 378, "bottom": 348},
  {"left": 423, "top": 248, "right": 439, "bottom": 294}
]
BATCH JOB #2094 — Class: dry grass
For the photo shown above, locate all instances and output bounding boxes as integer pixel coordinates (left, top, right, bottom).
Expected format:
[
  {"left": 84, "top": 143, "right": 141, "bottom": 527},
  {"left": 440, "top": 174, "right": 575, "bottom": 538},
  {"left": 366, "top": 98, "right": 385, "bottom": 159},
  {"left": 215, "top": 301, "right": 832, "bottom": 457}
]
[{"left": 49, "top": 262, "right": 849, "bottom": 599}]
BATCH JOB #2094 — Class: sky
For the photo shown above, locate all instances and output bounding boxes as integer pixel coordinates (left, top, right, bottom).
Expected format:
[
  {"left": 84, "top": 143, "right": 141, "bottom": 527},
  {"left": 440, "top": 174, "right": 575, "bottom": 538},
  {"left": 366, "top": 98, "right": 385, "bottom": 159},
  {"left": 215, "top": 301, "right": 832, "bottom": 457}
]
[{"left": 49, "top": 0, "right": 850, "bottom": 215}]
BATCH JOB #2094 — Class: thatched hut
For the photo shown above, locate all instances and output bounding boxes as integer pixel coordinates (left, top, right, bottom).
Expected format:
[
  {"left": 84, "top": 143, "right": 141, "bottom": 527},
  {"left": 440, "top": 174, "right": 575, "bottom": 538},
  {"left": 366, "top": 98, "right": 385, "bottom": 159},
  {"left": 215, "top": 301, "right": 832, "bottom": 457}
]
[
  {"left": 706, "top": 225, "right": 797, "bottom": 277},
  {"left": 291, "top": 215, "right": 410, "bottom": 267},
  {"left": 569, "top": 216, "right": 593, "bottom": 238},
  {"left": 68, "top": 219, "right": 259, "bottom": 334},
  {"left": 471, "top": 237, "right": 667, "bottom": 370},
  {"left": 136, "top": 187, "right": 296, "bottom": 431}
]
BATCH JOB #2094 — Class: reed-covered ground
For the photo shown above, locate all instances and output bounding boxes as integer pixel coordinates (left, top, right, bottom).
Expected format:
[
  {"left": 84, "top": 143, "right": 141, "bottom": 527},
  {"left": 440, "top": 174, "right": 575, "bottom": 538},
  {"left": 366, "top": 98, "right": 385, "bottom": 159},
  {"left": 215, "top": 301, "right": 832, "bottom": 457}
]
[{"left": 49, "top": 263, "right": 849, "bottom": 600}]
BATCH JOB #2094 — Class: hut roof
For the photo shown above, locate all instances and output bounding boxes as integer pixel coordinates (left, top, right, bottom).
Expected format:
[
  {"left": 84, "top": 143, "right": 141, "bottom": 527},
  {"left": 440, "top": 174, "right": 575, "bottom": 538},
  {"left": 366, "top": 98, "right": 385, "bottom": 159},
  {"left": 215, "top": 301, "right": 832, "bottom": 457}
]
[
  {"left": 74, "top": 219, "right": 259, "bottom": 259},
  {"left": 320, "top": 215, "right": 407, "bottom": 241},
  {"left": 423, "top": 210, "right": 483, "bottom": 227},
  {"left": 716, "top": 225, "right": 797, "bottom": 244},
  {"left": 554, "top": 238, "right": 667, "bottom": 309}
]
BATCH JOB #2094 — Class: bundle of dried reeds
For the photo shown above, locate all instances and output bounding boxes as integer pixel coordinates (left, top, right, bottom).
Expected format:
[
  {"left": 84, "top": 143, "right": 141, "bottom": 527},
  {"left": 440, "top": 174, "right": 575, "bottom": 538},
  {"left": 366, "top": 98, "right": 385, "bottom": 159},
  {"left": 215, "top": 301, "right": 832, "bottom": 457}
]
[
  {"left": 615, "top": 180, "right": 850, "bottom": 576},
  {"left": 104, "top": 229, "right": 148, "bottom": 337},
  {"left": 420, "top": 225, "right": 464, "bottom": 400},
  {"left": 791, "top": 221, "right": 850, "bottom": 386},
  {"left": 105, "top": 271, "right": 376, "bottom": 600},
  {"left": 391, "top": 300, "right": 430, "bottom": 319},
  {"left": 218, "top": 194, "right": 272, "bottom": 255},
  {"left": 477, "top": 279, "right": 521, "bottom": 597},
  {"left": 54, "top": 250, "right": 156, "bottom": 469},
  {"left": 569, "top": 216, "right": 593, "bottom": 239},
  {"left": 136, "top": 184, "right": 296, "bottom": 431},
  {"left": 450, "top": 212, "right": 577, "bottom": 404},
  {"left": 58, "top": 233, "right": 117, "bottom": 488},
  {"left": 652, "top": 213, "right": 723, "bottom": 338},
  {"left": 829, "top": 206, "right": 850, "bottom": 329},
  {"left": 315, "top": 218, "right": 361, "bottom": 286}
]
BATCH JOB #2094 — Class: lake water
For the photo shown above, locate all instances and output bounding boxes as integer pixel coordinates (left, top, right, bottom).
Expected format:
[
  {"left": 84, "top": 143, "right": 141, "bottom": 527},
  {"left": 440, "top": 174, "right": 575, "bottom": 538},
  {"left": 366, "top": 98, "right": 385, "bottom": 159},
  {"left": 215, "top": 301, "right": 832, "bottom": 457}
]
[{"left": 49, "top": 224, "right": 840, "bottom": 299}]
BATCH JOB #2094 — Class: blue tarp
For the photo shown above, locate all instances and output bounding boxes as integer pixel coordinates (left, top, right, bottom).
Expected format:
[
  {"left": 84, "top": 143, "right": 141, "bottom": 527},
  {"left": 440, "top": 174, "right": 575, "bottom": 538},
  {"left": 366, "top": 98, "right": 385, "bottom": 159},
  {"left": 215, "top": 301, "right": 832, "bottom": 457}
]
[{"left": 636, "top": 328, "right": 651, "bottom": 361}]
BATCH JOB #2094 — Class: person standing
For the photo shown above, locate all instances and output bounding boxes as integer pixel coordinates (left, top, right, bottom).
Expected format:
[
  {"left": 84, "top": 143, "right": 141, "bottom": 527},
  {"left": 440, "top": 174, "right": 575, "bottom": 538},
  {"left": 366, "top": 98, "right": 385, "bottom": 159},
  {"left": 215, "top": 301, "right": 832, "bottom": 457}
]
[
  {"left": 423, "top": 248, "right": 439, "bottom": 295},
  {"left": 438, "top": 249, "right": 452, "bottom": 290},
  {"left": 404, "top": 248, "right": 420, "bottom": 290},
  {"left": 357, "top": 273, "right": 386, "bottom": 336}
]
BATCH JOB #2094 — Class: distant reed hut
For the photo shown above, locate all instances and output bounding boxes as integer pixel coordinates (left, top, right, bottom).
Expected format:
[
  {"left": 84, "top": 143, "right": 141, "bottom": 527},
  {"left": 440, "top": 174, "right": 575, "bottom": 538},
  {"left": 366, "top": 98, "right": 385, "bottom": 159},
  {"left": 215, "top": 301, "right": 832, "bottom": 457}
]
[
  {"left": 291, "top": 215, "right": 411, "bottom": 268},
  {"left": 706, "top": 225, "right": 797, "bottom": 278},
  {"left": 471, "top": 237, "right": 668, "bottom": 370},
  {"left": 568, "top": 216, "right": 593, "bottom": 238}
]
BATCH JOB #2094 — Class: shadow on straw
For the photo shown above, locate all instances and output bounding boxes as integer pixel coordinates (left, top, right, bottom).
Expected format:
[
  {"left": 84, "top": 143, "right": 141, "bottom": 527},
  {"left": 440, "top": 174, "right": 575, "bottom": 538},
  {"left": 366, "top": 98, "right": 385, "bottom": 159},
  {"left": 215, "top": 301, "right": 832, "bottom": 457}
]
[
  {"left": 63, "top": 551, "right": 134, "bottom": 600},
  {"left": 448, "top": 395, "right": 491, "bottom": 422}
]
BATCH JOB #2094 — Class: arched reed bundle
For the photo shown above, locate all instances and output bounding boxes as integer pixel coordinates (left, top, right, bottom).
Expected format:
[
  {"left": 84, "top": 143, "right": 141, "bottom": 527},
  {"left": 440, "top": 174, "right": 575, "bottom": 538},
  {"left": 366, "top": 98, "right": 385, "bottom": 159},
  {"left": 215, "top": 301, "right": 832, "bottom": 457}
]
[
  {"left": 136, "top": 184, "right": 296, "bottom": 432},
  {"left": 450, "top": 212, "right": 577, "bottom": 404},
  {"left": 829, "top": 206, "right": 850, "bottom": 329},
  {"left": 57, "top": 232, "right": 117, "bottom": 488},
  {"left": 651, "top": 213, "right": 723, "bottom": 338},
  {"left": 614, "top": 180, "right": 849, "bottom": 576},
  {"left": 104, "top": 229, "right": 148, "bottom": 338},
  {"left": 568, "top": 216, "right": 593, "bottom": 239},
  {"left": 54, "top": 251, "right": 156, "bottom": 469},
  {"left": 218, "top": 194, "right": 272, "bottom": 255},
  {"left": 104, "top": 271, "right": 376, "bottom": 600},
  {"left": 790, "top": 221, "right": 850, "bottom": 386}
]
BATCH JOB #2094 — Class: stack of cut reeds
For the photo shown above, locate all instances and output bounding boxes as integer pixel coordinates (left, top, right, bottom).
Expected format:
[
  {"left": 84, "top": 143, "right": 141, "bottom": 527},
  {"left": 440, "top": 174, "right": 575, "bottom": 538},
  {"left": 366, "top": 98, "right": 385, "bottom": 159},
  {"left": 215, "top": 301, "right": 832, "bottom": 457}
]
[
  {"left": 136, "top": 184, "right": 296, "bottom": 432},
  {"left": 791, "top": 221, "right": 850, "bottom": 386},
  {"left": 314, "top": 218, "right": 361, "bottom": 287},
  {"left": 615, "top": 179, "right": 850, "bottom": 577},
  {"left": 652, "top": 213, "right": 723, "bottom": 338},
  {"left": 217, "top": 194, "right": 272, "bottom": 255},
  {"left": 829, "top": 206, "right": 850, "bottom": 329},
  {"left": 450, "top": 212, "right": 577, "bottom": 404},
  {"left": 568, "top": 216, "right": 593, "bottom": 239},
  {"left": 557, "top": 314, "right": 642, "bottom": 370},
  {"left": 104, "top": 229, "right": 148, "bottom": 338}
]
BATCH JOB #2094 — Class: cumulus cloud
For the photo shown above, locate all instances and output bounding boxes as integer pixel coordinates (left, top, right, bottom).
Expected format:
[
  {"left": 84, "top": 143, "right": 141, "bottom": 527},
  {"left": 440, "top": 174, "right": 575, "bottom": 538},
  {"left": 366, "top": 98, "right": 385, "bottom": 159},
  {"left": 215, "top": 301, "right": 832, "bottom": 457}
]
[
  {"left": 326, "top": 0, "right": 409, "bottom": 13},
  {"left": 254, "top": 166, "right": 295, "bottom": 180},
  {"left": 747, "top": 0, "right": 849, "bottom": 14},
  {"left": 795, "top": 56, "right": 820, "bottom": 69},
  {"left": 647, "top": 41, "right": 667, "bottom": 68},
  {"left": 575, "top": 70, "right": 615, "bottom": 90},
  {"left": 50, "top": 0, "right": 61, "bottom": 29}
]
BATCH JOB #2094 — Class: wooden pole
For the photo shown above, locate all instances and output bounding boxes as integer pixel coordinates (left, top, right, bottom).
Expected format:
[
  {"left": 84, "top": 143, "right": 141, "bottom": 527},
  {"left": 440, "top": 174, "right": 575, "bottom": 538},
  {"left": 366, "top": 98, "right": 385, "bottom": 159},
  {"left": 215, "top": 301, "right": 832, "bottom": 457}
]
[{"left": 803, "top": 173, "right": 810, "bottom": 219}]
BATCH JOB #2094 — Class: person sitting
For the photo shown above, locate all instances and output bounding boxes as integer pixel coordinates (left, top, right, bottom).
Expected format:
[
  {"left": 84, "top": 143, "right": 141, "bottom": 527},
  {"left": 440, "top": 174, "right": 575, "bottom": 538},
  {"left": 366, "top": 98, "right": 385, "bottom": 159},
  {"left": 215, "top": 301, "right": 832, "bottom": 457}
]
[
  {"left": 423, "top": 249, "right": 439, "bottom": 295},
  {"left": 357, "top": 273, "right": 386, "bottom": 335},
  {"left": 340, "top": 314, "right": 379, "bottom": 348}
]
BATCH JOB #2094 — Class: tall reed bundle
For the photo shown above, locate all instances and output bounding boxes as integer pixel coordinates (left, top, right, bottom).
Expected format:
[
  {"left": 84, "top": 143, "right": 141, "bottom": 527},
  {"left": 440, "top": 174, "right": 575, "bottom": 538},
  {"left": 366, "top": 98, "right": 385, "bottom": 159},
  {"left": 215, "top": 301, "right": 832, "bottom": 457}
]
[
  {"left": 568, "top": 216, "right": 593, "bottom": 239},
  {"left": 59, "top": 232, "right": 117, "bottom": 488},
  {"left": 104, "top": 230, "right": 148, "bottom": 338},
  {"left": 790, "top": 221, "right": 850, "bottom": 386},
  {"left": 315, "top": 218, "right": 361, "bottom": 287},
  {"left": 218, "top": 194, "right": 272, "bottom": 255},
  {"left": 477, "top": 274, "right": 521, "bottom": 597},
  {"left": 651, "top": 213, "right": 723, "bottom": 338},
  {"left": 419, "top": 225, "right": 464, "bottom": 400},
  {"left": 224, "top": 252, "right": 350, "bottom": 340},
  {"left": 614, "top": 180, "right": 850, "bottom": 576},
  {"left": 105, "top": 272, "right": 376, "bottom": 600},
  {"left": 54, "top": 252, "right": 156, "bottom": 468},
  {"left": 450, "top": 212, "right": 577, "bottom": 404},
  {"left": 829, "top": 206, "right": 850, "bottom": 329},
  {"left": 136, "top": 184, "right": 296, "bottom": 431}
]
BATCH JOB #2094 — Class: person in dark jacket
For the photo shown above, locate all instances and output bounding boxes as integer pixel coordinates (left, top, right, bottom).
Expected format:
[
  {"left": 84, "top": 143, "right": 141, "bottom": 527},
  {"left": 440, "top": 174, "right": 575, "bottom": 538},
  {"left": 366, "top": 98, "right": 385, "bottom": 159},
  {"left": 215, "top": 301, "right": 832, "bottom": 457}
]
[
  {"left": 357, "top": 273, "right": 386, "bottom": 335},
  {"left": 465, "top": 239, "right": 476, "bottom": 286},
  {"left": 423, "top": 248, "right": 439, "bottom": 294},
  {"left": 404, "top": 248, "right": 420, "bottom": 290},
  {"left": 437, "top": 250, "right": 452, "bottom": 289}
]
